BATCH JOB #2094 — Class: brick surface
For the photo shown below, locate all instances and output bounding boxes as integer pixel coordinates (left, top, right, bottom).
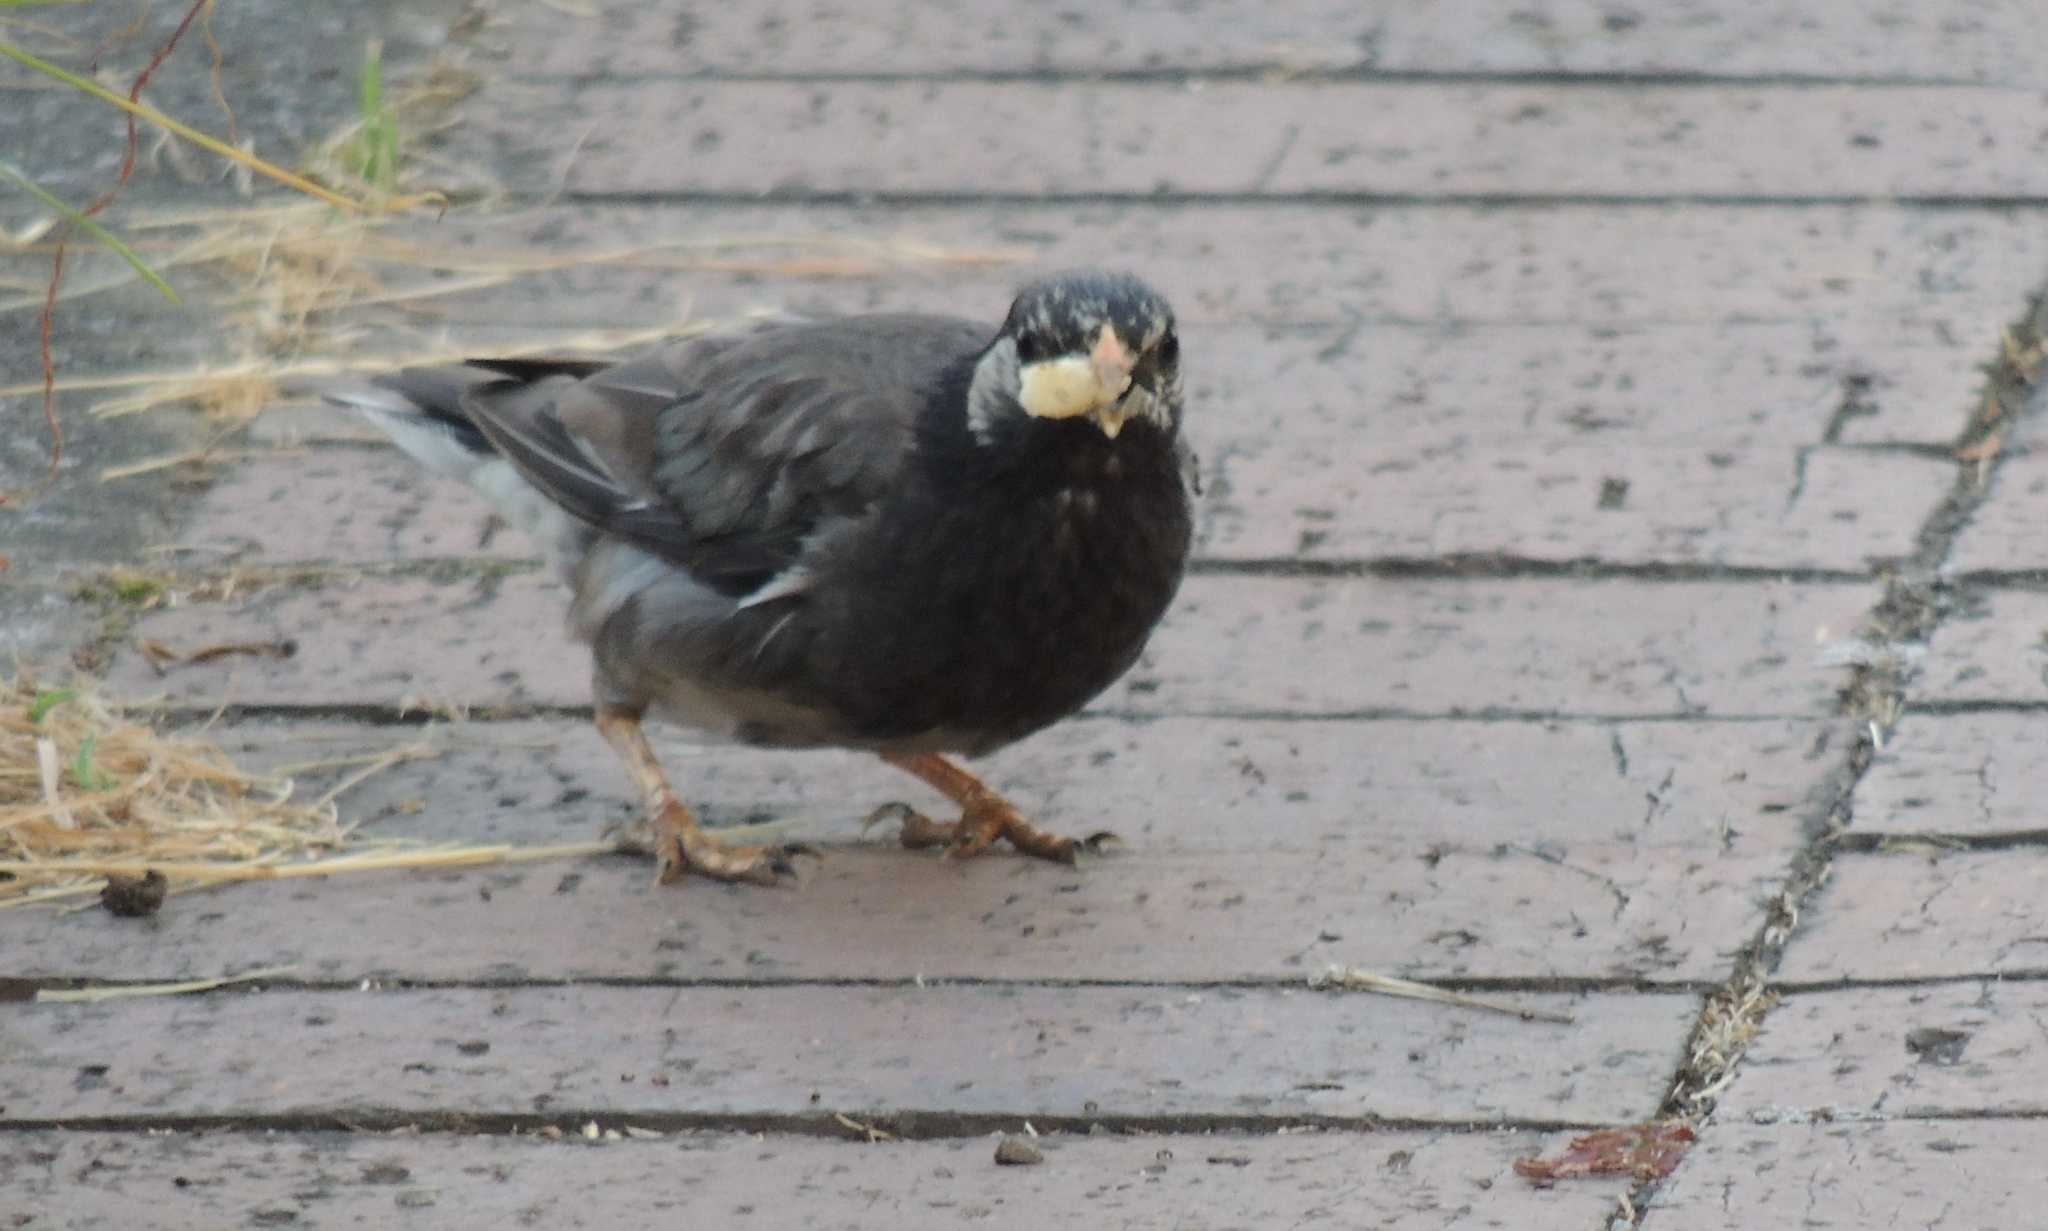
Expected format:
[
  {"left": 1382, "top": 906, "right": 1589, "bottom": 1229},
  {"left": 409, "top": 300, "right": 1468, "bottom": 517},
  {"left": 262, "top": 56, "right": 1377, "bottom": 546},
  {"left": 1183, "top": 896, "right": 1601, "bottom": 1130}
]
[
  {"left": 511, "top": 0, "right": 2044, "bottom": 83},
  {"left": 193, "top": 439, "right": 1952, "bottom": 573},
  {"left": 13, "top": 0, "right": 2048, "bottom": 1214},
  {"left": 1912, "top": 589, "right": 2048, "bottom": 704},
  {"left": 1852, "top": 713, "right": 2048, "bottom": 836},
  {"left": 484, "top": 81, "right": 2048, "bottom": 198},
  {"left": 1717, "top": 981, "right": 2048, "bottom": 1122},
  {"left": 1775, "top": 851, "right": 2048, "bottom": 983},
  {"left": 0, "top": 1128, "right": 1630, "bottom": 1231},
  {"left": 4, "top": 846, "right": 1785, "bottom": 986},
  {"left": 5, "top": 986, "right": 1694, "bottom": 1125},
  {"left": 259, "top": 321, "right": 1910, "bottom": 454},
  {"left": 6, "top": 716, "right": 1827, "bottom": 984},
  {"left": 386, "top": 202, "right": 2048, "bottom": 331},
  {"left": 1948, "top": 449, "right": 2048, "bottom": 574},
  {"left": 212, "top": 715, "right": 1836, "bottom": 854},
  {"left": 0, "top": 588, "right": 76, "bottom": 664},
  {"left": 1208, "top": 439, "right": 1951, "bottom": 566},
  {"left": 191, "top": 316, "right": 1986, "bottom": 571},
  {"left": 101, "top": 575, "right": 1875, "bottom": 716},
  {"left": 1649, "top": 1120, "right": 2048, "bottom": 1229},
  {"left": 178, "top": 450, "right": 518, "bottom": 564}
]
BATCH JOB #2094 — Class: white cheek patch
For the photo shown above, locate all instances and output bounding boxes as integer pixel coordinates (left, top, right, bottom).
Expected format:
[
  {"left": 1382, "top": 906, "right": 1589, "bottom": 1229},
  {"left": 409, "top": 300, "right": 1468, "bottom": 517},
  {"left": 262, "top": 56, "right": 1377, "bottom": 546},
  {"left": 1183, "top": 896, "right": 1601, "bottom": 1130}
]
[{"left": 1018, "top": 355, "right": 1112, "bottom": 420}]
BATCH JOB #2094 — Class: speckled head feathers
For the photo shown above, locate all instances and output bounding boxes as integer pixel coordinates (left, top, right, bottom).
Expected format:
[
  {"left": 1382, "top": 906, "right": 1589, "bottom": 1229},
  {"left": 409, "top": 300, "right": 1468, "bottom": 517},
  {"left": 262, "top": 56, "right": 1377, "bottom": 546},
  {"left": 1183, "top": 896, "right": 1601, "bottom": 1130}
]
[{"left": 1001, "top": 271, "right": 1177, "bottom": 362}]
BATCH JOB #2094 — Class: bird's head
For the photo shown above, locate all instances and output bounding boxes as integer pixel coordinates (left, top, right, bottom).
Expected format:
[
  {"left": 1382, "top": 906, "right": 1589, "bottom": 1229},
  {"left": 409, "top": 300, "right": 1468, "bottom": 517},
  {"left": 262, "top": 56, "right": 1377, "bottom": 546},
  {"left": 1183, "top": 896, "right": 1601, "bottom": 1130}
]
[{"left": 967, "top": 271, "right": 1181, "bottom": 444}]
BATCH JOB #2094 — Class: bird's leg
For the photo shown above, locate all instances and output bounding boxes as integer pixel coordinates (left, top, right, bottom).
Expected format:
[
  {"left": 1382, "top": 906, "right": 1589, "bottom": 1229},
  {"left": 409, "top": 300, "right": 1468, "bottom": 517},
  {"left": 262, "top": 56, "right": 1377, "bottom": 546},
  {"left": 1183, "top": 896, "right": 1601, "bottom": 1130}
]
[
  {"left": 866, "top": 751, "right": 1117, "bottom": 865},
  {"left": 594, "top": 704, "right": 808, "bottom": 887}
]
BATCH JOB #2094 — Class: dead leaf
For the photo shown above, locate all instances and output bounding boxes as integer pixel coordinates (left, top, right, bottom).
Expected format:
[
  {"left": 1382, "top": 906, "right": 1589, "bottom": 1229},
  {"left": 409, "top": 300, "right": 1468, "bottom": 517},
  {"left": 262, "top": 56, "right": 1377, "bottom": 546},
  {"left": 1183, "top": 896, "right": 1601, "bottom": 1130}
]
[{"left": 1514, "top": 1122, "right": 1695, "bottom": 1185}]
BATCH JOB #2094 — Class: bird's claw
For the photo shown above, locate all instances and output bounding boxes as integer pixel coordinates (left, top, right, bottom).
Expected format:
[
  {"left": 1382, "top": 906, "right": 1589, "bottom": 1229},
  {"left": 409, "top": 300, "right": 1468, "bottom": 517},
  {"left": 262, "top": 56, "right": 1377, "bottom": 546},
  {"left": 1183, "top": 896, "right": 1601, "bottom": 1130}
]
[
  {"left": 650, "top": 824, "right": 817, "bottom": 889},
  {"left": 863, "top": 801, "right": 968, "bottom": 852},
  {"left": 861, "top": 802, "right": 923, "bottom": 840},
  {"left": 862, "top": 801, "right": 1118, "bottom": 865},
  {"left": 1034, "top": 829, "right": 1121, "bottom": 865}
]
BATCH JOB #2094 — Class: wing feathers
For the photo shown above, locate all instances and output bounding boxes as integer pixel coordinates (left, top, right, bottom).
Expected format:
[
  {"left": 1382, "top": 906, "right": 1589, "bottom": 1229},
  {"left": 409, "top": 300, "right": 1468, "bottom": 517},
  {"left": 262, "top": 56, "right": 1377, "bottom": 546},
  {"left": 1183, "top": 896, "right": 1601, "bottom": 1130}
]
[{"left": 351, "top": 314, "right": 989, "bottom": 598}]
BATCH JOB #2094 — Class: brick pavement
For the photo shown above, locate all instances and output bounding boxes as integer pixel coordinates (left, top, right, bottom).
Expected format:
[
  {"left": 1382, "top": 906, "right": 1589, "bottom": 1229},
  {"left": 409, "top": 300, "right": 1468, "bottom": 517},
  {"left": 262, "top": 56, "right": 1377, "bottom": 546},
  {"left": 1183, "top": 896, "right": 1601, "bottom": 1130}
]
[{"left": 4, "top": 3, "right": 2048, "bottom": 1228}]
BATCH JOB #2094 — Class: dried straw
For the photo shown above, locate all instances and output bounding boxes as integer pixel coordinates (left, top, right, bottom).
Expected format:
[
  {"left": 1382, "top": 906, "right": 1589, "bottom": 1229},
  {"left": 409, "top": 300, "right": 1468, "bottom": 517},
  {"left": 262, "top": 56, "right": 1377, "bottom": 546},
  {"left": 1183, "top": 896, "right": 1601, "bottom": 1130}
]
[
  {"left": 3, "top": 672, "right": 328, "bottom": 905},
  {"left": 1, "top": 671, "right": 806, "bottom": 912},
  {"left": 0, "top": 670, "right": 444, "bottom": 909},
  {"left": 0, "top": 196, "right": 1025, "bottom": 433},
  {"left": 1309, "top": 964, "right": 1576, "bottom": 1025}
]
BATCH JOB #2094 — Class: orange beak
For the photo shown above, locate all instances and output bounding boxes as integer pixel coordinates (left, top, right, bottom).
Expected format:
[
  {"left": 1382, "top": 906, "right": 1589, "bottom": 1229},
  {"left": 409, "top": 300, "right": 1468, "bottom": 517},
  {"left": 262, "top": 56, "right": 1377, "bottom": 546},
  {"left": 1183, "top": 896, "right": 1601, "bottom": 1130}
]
[{"left": 1091, "top": 324, "right": 1134, "bottom": 398}]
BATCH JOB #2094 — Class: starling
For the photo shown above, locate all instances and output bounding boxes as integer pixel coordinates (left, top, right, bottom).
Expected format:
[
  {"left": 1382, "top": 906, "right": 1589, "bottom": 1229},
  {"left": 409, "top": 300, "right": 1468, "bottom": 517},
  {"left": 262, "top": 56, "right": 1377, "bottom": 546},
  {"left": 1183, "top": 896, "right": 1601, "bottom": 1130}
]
[{"left": 329, "top": 271, "right": 1193, "bottom": 885}]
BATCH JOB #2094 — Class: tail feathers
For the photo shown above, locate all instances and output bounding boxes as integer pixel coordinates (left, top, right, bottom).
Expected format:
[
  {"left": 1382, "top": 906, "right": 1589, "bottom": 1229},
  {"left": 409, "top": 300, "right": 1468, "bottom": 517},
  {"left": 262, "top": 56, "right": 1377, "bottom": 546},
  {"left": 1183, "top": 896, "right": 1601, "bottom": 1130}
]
[
  {"left": 324, "top": 373, "right": 494, "bottom": 464},
  {"left": 325, "top": 386, "right": 492, "bottom": 485},
  {"left": 325, "top": 378, "right": 578, "bottom": 555}
]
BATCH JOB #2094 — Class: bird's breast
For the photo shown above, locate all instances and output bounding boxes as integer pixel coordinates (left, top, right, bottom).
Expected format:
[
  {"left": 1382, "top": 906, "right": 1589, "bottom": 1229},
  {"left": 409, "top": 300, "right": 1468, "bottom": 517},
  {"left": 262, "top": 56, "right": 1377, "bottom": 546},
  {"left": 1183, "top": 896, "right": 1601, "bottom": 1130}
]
[{"left": 847, "top": 461, "right": 1191, "bottom": 747}]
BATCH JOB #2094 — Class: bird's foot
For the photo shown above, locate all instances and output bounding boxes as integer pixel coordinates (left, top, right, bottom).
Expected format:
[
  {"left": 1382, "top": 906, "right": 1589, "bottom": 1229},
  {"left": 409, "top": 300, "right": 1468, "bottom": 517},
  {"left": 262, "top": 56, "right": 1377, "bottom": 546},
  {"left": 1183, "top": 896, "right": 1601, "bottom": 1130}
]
[
  {"left": 619, "top": 803, "right": 816, "bottom": 887},
  {"left": 862, "top": 800, "right": 1118, "bottom": 865}
]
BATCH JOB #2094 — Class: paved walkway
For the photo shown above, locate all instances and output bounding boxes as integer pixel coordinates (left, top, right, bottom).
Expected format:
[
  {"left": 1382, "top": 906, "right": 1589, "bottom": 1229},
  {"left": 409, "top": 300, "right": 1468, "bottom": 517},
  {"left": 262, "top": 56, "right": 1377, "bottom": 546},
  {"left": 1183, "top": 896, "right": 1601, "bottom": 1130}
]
[{"left": 4, "top": 2, "right": 2048, "bottom": 1227}]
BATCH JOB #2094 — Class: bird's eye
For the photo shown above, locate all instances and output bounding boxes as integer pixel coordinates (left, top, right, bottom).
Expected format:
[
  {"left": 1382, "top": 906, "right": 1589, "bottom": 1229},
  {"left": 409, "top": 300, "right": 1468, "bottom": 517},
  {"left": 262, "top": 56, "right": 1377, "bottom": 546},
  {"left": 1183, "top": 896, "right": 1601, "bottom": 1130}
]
[
  {"left": 1015, "top": 333, "right": 1044, "bottom": 364},
  {"left": 1157, "top": 331, "right": 1179, "bottom": 366}
]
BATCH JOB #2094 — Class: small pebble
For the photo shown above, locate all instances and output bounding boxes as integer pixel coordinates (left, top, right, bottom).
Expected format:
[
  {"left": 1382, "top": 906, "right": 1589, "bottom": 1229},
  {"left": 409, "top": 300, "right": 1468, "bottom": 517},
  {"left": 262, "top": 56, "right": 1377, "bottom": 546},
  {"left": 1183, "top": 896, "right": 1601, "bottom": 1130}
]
[
  {"left": 993, "top": 1136, "right": 1044, "bottom": 1166},
  {"left": 100, "top": 870, "right": 166, "bottom": 918}
]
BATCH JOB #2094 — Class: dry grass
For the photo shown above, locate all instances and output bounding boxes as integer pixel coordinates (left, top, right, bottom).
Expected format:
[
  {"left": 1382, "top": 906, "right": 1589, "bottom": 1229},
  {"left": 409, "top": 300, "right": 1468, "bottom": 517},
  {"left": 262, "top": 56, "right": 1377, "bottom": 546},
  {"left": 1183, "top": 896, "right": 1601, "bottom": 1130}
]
[
  {"left": 0, "top": 668, "right": 354, "bottom": 907},
  {"left": 0, "top": 196, "right": 1024, "bottom": 438},
  {"left": 0, "top": 669, "right": 819, "bottom": 911},
  {"left": 1669, "top": 975, "right": 1779, "bottom": 1116},
  {"left": 0, "top": 669, "right": 634, "bottom": 910},
  {"left": 0, "top": 42, "right": 1024, "bottom": 464},
  {"left": 1309, "top": 963, "right": 1575, "bottom": 1025}
]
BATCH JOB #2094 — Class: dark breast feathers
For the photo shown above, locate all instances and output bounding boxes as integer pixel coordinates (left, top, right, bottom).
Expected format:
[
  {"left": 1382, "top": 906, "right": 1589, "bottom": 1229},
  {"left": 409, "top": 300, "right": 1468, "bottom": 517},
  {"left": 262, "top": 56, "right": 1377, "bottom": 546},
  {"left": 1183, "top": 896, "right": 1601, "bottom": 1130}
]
[{"left": 458, "top": 314, "right": 1192, "bottom": 754}]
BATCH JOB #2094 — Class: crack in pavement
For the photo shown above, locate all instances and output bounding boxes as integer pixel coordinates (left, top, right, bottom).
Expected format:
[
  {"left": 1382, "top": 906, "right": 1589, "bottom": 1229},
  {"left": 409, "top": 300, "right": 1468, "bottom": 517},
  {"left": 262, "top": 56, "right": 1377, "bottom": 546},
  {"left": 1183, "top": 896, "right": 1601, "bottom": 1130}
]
[{"left": 1615, "top": 287, "right": 2048, "bottom": 1227}]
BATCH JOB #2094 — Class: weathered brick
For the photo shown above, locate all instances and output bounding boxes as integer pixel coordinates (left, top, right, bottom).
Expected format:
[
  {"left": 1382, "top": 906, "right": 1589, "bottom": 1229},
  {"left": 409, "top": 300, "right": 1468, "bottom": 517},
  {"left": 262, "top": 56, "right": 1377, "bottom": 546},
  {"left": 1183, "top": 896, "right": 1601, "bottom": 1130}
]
[
  {"left": 1776, "top": 850, "right": 2048, "bottom": 983},
  {"left": 383, "top": 201, "right": 2048, "bottom": 331},
  {"left": 177, "top": 450, "right": 519, "bottom": 564},
  {"left": 1718, "top": 981, "right": 2048, "bottom": 1121},
  {"left": 1852, "top": 713, "right": 2046, "bottom": 836},
  {"left": 1206, "top": 439, "right": 1950, "bottom": 567},
  {"left": 0, "top": 587, "right": 77, "bottom": 664},
  {"left": 192, "top": 380, "right": 1954, "bottom": 573},
  {"left": 5, "top": 845, "right": 1787, "bottom": 986},
  {"left": 1820, "top": 314, "right": 2001, "bottom": 446},
  {"left": 1912, "top": 589, "right": 2048, "bottom": 704},
  {"left": 5, "top": 984, "right": 1694, "bottom": 1125},
  {"left": 484, "top": 82, "right": 2048, "bottom": 198},
  {"left": 1651, "top": 1120, "right": 2048, "bottom": 1229},
  {"left": 10, "top": 714, "right": 1833, "bottom": 985},
  {"left": 1948, "top": 450, "right": 2048, "bottom": 575},
  {"left": 509, "top": 0, "right": 2042, "bottom": 84},
  {"left": 100, "top": 575, "right": 1875, "bottom": 716},
  {"left": 0, "top": 1128, "right": 1632, "bottom": 1229},
  {"left": 207, "top": 715, "right": 1835, "bottom": 854}
]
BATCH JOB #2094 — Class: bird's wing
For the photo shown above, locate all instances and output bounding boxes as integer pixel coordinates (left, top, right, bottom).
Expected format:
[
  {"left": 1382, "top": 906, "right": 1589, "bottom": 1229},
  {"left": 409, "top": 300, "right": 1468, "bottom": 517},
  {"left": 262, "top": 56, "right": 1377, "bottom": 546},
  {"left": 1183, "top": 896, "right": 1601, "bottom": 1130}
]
[{"left": 430, "top": 313, "right": 989, "bottom": 596}]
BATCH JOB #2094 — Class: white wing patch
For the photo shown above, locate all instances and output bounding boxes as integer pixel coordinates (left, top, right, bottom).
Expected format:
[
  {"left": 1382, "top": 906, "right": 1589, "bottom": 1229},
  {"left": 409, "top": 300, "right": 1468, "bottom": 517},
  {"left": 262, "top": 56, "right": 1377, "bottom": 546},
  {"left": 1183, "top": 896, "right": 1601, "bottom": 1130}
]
[{"left": 735, "top": 564, "right": 813, "bottom": 609}]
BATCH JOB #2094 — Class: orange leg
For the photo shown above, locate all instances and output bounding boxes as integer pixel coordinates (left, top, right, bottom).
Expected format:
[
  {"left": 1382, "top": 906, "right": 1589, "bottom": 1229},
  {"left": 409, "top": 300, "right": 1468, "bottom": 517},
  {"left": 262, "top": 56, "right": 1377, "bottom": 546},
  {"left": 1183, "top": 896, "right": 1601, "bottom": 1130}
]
[
  {"left": 866, "top": 750, "right": 1117, "bottom": 865},
  {"left": 595, "top": 705, "right": 810, "bottom": 887}
]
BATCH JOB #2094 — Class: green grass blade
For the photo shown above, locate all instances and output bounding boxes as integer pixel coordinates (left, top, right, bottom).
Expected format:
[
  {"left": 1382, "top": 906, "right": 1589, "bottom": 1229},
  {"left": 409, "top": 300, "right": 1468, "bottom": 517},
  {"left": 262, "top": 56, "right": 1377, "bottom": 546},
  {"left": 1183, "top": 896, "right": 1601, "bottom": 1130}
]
[
  {"left": 0, "top": 161, "right": 180, "bottom": 304},
  {"left": 70, "top": 733, "right": 115, "bottom": 790},
  {"left": 27, "top": 688, "right": 77, "bottom": 724},
  {"left": 360, "top": 39, "right": 385, "bottom": 118},
  {"left": 0, "top": 40, "right": 361, "bottom": 211},
  {"left": 352, "top": 39, "right": 399, "bottom": 191}
]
